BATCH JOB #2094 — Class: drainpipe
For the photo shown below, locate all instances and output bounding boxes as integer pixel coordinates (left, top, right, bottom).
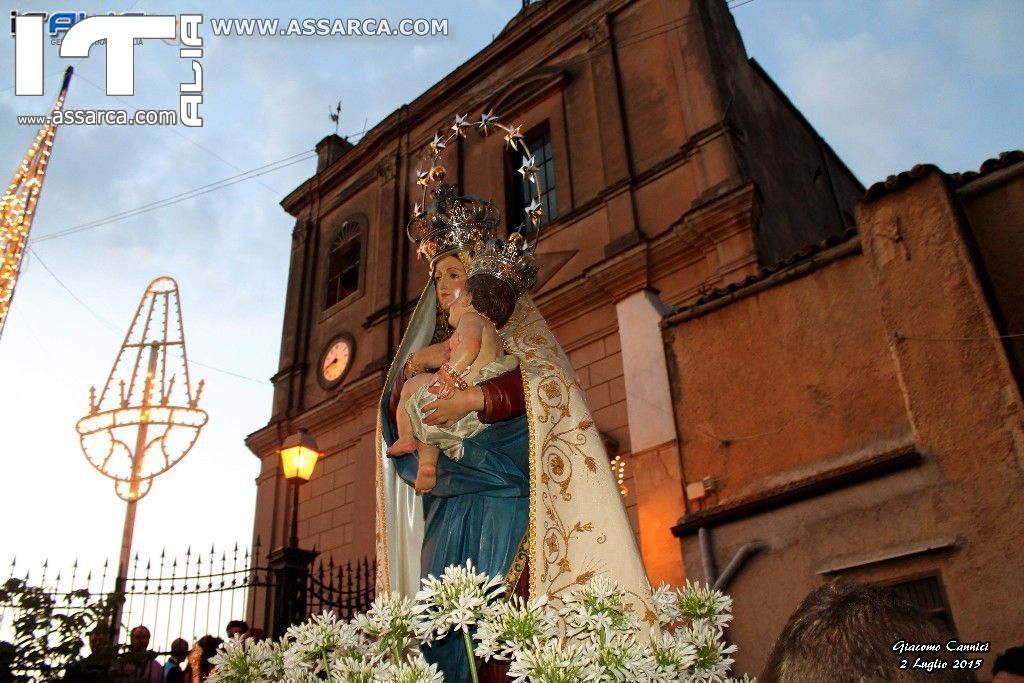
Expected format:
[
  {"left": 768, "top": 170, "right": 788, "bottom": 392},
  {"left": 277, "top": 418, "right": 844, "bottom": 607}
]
[{"left": 714, "top": 540, "right": 765, "bottom": 591}]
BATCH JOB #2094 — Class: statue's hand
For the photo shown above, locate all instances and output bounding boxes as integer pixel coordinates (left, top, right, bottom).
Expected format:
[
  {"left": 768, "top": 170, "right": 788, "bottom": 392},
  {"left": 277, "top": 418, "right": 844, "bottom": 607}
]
[{"left": 422, "top": 386, "right": 484, "bottom": 427}]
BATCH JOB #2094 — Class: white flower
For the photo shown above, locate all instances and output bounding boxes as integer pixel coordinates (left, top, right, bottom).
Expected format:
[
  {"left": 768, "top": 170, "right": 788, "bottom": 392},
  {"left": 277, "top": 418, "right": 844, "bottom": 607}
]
[
  {"left": 676, "top": 581, "right": 733, "bottom": 629},
  {"left": 373, "top": 652, "right": 445, "bottom": 683},
  {"left": 652, "top": 583, "right": 682, "bottom": 626},
  {"left": 354, "top": 592, "right": 418, "bottom": 659},
  {"left": 283, "top": 610, "right": 365, "bottom": 676},
  {"left": 474, "top": 593, "right": 558, "bottom": 661},
  {"left": 508, "top": 637, "right": 590, "bottom": 683},
  {"left": 412, "top": 559, "right": 505, "bottom": 641},
  {"left": 582, "top": 631, "right": 657, "bottom": 682},
  {"left": 679, "top": 622, "right": 738, "bottom": 683},
  {"left": 331, "top": 652, "right": 382, "bottom": 682},
  {"left": 208, "top": 636, "right": 278, "bottom": 683},
  {"left": 648, "top": 630, "right": 698, "bottom": 682},
  {"left": 559, "top": 575, "right": 640, "bottom": 645}
]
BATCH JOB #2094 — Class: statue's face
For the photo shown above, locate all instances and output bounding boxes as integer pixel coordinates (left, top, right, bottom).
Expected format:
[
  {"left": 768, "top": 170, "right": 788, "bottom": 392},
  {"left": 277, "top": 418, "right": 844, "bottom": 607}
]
[{"left": 433, "top": 255, "right": 467, "bottom": 309}]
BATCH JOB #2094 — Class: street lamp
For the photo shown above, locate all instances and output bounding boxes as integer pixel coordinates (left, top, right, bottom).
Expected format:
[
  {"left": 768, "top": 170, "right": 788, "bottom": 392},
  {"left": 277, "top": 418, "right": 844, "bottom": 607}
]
[
  {"left": 280, "top": 427, "right": 321, "bottom": 481},
  {"left": 268, "top": 428, "right": 322, "bottom": 637},
  {"left": 279, "top": 428, "right": 322, "bottom": 548}
]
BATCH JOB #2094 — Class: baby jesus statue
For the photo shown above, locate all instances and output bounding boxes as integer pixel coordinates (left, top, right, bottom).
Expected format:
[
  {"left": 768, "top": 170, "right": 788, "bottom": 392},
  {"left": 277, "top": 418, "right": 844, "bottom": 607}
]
[{"left": 387, "top": 238, "right": 532, "bottom": 493}]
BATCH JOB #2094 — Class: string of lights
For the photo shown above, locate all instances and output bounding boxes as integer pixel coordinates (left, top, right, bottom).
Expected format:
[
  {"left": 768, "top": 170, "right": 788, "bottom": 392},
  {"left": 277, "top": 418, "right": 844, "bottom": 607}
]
[{"left": 0, "top": 68, "right": 71, "bottom": 342}]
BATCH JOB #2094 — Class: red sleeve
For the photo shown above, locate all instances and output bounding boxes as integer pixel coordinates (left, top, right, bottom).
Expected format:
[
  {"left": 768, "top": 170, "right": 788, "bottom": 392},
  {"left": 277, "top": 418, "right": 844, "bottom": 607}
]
[{"left": 478, "top": 366, "right": 526, "bottom": 423}]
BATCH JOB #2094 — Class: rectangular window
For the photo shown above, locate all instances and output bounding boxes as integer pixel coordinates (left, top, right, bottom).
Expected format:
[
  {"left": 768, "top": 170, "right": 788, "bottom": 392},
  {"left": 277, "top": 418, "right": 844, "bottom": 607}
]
[
  {"left": 324, "top": 220, "right": 362, "bottom": 309},
  {"left": 507, "top": 126, "right": 557, "bottom": 234}
]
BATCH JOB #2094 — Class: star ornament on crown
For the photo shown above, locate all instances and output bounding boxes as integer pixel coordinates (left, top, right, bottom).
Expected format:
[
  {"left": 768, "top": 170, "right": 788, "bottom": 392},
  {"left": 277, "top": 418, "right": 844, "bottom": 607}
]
[
  {"left": 406, "top": 112, "right": 546, "bottom": 266},
  {"left": 469, "top": 232, "right": 539, "bottom": 297}
]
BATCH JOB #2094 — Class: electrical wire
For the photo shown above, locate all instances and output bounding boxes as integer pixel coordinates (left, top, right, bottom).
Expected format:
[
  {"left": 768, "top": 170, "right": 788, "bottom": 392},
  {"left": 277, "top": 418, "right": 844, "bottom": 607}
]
[
  {"left": 29, "top": 151, "right": 315, "bottom": 243},
  {"left": 894, "top": 332, "right": 1024, "bottom": 342},
  {"left": 25, "top": 247, "right": 271, "bottom": 385},
  {"left": 72, "top": 70, "right": 288, "bottom": 197}
]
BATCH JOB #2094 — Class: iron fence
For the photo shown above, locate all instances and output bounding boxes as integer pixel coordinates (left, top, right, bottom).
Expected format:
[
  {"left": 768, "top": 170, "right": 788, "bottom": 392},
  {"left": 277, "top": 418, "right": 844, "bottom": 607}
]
[{"left": 1, "top": 539, "right": 375, "bottom": 657}]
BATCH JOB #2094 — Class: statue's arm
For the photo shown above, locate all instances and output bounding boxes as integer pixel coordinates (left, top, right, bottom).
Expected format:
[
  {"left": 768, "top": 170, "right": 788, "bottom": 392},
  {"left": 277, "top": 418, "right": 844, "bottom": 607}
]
[
  {"left": 419, "top": 367, "right": 525, "bottom": 426},
  {"left": 477, "top": 366, "right": 526, "bottom": 423}
]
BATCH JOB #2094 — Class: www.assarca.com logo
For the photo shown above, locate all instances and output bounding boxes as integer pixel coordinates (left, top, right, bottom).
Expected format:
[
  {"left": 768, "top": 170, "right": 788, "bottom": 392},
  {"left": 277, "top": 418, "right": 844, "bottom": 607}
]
[{"left": 11, "top": 12, "right": 204, "bottom": 127}]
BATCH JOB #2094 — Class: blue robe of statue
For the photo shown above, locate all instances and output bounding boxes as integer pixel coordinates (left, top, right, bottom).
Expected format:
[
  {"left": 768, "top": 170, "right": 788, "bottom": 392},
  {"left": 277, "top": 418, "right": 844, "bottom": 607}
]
[{"left": 381, "top": 394, "right": 530, "bottom": 683}]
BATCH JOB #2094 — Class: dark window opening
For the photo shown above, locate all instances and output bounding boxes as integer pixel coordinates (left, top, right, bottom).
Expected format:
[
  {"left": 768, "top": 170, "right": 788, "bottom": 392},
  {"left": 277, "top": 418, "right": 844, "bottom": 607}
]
[
  {"left": 324, "top": 220, "right": 362, "bottom": 309},
  {"left": 506, "top": 126, "right": 557, "bottom": 235},
  {"left": 885, "top": 575, "right": 955, "bottom": 631}
]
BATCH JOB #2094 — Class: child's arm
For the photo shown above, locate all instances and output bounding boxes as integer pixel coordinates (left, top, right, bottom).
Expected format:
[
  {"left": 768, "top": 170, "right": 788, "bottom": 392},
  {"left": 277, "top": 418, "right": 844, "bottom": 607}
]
[
  {"left": 406, "top": 340, "right": 450, "bottom": 376},
  {"left": 434, "top": 315, "right": 484, "bottom": 398}
]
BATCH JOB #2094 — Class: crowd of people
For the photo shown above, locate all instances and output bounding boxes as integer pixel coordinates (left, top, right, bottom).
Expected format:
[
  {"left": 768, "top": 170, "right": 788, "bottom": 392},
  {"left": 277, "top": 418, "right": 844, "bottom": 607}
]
[{"left": 62, "top": 619, "right": 256, "bottom": 682}]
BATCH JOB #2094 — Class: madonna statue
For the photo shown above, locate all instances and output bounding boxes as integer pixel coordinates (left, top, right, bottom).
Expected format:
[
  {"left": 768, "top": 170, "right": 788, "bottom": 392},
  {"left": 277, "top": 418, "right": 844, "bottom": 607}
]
[{"left": 375, "top": 181, "right": 653, "bottom": 681}]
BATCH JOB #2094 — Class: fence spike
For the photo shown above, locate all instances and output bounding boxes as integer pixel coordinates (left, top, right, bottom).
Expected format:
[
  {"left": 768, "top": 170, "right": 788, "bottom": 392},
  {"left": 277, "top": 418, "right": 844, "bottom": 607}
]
[{"left": 69, "top": 559, "right": 80, "bottom": 591}]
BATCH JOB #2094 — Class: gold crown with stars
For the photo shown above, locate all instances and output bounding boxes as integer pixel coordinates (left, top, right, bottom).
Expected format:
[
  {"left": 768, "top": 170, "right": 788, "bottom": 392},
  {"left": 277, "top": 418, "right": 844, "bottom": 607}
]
[{"left": 468, "top": 232, "right": 538, "bottom": 296}]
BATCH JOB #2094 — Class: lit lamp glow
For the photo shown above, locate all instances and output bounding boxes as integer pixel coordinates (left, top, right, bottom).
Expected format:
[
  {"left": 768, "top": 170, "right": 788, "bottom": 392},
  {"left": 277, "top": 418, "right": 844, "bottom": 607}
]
[{"left": 279, "top": 428, "right": 321, "bottom": 482}]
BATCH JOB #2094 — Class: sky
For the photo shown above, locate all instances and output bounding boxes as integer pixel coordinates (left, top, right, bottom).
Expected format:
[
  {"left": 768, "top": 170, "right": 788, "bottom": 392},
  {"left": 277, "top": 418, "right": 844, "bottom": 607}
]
[{"left": 0, "top": 0, "right": 1020, "bottom": 621}]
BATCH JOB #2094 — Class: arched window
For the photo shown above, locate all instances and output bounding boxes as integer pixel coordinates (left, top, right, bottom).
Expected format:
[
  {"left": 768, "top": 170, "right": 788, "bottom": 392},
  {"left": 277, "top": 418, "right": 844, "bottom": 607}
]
[{"left": 324, "top": 218, "right": 363, "bottom": 309}]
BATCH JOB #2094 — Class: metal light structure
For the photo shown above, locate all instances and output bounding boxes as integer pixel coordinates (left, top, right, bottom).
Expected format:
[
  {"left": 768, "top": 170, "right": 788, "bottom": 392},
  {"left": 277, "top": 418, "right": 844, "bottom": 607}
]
[
  {"left": 0, "top": 67, "right": 73, "bottom": 342},
  {"left": 76, "top": 276, "right": 207, "bottom": 637}
]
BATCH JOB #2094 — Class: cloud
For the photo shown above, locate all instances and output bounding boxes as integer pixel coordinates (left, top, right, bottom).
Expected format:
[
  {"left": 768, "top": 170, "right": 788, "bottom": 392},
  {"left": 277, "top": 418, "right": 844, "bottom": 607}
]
[{"left": 736, "top": 0, "right": 1021, "bottom": 184}]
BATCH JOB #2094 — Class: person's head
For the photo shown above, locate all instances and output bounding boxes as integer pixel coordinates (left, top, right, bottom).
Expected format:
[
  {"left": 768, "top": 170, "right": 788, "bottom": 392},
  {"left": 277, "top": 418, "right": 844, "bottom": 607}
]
[
  {"left": 761, "top": 581, "right": 971, "bottom": 683},
  {"left": 196, "top": 635, "right": 223, "bottom": 667},
  {"left": 994, "top": 646, "right": 1024, "bottom": 682},
  {"left": 432, "top": 254, "right": 467, "bottom": 310},
  {"left": 170, "top": 637, "right": 190, "bottom": 662},
  {"left": 88, "top": 627, "right": 110, "bottom": 654},
  {"left": 129, "top": 625, "right": 150, "bottom": 653},
  {"left": 465, "top": 272, "right": 517, "bottom": 328},
  {"left": 225, "top": 620, "right": 249, "bottom": 639}
]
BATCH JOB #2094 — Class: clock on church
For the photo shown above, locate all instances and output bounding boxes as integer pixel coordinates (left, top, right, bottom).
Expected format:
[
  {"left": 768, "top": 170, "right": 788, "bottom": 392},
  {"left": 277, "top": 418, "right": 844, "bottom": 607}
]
[{"left": 318, "top": 333, "right": 354, "bottom": 389}]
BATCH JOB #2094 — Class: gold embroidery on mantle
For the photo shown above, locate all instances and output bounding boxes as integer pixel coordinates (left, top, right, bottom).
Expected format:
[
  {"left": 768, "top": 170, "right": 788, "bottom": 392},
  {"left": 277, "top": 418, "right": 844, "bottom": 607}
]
[{"left": 501, "top": 298, "right": 655, "bottom": 631}]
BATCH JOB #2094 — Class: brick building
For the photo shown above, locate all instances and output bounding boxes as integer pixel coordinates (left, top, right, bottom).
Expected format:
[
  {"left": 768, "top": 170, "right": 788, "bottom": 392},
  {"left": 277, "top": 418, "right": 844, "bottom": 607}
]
[
  {"left": 245, "top": 0, "right": 1023, "bottom": 674},
  {"left": 664, "top": 152, "right": 1024, "bottom": 672}
]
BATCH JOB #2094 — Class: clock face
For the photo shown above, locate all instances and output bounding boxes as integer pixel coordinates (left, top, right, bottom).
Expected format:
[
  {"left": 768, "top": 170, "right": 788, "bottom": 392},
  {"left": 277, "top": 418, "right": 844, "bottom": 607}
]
[{"left": 320, "top": 336, "right": 352, "bottom": 386}]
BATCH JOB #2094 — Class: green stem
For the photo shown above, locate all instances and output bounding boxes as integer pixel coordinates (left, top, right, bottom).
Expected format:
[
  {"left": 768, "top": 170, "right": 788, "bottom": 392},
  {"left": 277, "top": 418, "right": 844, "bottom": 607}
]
[
  {"left": 463, "top": 630, "right": 480, "bottom": 683},
  {"left": 322, "top": 649, "right": 333, "bottom": 682},
  {"left": 392, "top": 641, "right": 402, "bottom": 664}
]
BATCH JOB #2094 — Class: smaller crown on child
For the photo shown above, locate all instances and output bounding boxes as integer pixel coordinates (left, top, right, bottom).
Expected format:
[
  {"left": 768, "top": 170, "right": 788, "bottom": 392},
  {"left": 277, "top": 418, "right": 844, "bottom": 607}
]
[
  {"left": 468, "top": 232, "right": 538, "bottom": 296},
  {"left": 407, "top": 182, "right": 500, "bottom": 266}
]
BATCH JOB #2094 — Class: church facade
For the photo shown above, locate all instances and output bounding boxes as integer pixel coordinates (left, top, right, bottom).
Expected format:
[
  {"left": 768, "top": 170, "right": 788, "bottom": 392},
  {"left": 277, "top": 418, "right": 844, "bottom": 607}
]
[{"left": 246, "top": 0, "right": 1023, "bottom": 674}]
